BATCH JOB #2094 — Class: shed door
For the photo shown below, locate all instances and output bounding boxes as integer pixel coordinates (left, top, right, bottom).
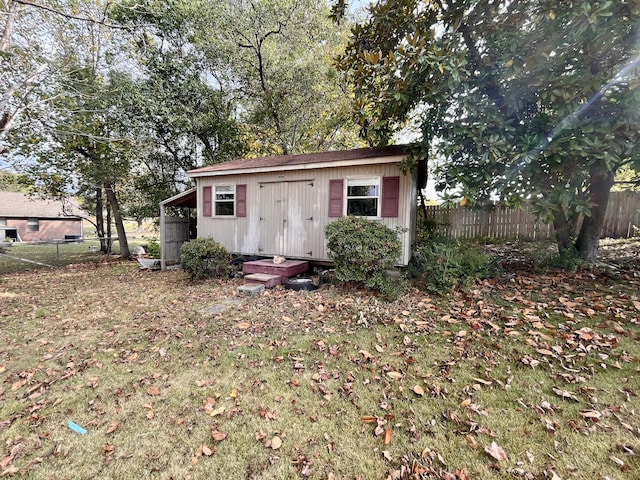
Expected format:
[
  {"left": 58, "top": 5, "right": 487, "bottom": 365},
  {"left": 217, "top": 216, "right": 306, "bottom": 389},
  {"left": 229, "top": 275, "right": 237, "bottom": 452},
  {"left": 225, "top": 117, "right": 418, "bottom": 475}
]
[
  {"left": 258, "top": 182, "right": 285, "bottom": 255},
  {"left": 284, "top": 180, "right": 317, "bottom": 258},
  {"left": 257, "top": 181, "right": 317, "bottom": 258}
]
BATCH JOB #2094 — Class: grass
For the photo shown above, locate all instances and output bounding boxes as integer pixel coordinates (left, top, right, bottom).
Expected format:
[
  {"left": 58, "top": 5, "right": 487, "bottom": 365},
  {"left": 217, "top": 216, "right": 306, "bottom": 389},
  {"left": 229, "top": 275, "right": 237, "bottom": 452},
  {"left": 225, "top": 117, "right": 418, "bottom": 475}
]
[
  {"left": 0, "top": 239, "right": 150, "bottom": 274},
  {"left": 0, "top": 255, "right": 638, "bottom": 479}
]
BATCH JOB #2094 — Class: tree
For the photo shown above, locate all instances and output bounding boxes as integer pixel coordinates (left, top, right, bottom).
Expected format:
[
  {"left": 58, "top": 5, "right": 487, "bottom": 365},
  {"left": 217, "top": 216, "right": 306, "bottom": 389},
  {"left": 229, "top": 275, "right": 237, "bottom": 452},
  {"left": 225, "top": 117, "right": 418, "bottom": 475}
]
[
  {"left": 337, "top": 0, "right": 640, "bottom": 262},
  {"left": 187, "top": 0, "right": 363, "bottom": 156}
]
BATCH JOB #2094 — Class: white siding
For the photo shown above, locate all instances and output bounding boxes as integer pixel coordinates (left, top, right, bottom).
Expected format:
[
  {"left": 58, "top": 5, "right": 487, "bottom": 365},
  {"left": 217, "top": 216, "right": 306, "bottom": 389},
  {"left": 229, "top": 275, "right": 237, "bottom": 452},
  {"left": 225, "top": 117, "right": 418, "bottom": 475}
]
[{"left": 196, "top": 161, "right": 416, "bottom": 265}]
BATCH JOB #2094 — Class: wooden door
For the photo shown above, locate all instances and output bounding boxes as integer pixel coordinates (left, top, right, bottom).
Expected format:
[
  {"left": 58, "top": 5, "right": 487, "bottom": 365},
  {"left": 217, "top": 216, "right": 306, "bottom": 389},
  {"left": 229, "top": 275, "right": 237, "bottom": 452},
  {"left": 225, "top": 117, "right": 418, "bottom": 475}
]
[{"left": 257, "top": 182, "right": 285, "bottom": 255}]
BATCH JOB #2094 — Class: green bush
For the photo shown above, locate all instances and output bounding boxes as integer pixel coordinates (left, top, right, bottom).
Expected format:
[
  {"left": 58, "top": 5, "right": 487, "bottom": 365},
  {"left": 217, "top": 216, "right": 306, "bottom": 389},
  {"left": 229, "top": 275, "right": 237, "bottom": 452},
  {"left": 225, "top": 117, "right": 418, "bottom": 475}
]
[
  {"left": 145, "top": 239, "right": 161, "bottom": 258},
  {"left": 325, "top": 216, "right": 403, "bottom": 297},
  {"left": 180, "top": 238, "right": 230, "bottom": 280},
  {"left": 409, "top": 238, "right": 492, "bottom": 293}
]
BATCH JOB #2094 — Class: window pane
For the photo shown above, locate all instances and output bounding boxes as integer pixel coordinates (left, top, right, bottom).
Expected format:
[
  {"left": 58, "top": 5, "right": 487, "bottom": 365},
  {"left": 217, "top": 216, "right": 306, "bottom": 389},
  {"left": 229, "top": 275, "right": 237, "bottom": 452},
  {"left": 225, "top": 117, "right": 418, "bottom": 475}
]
[
  {"left": 347, "top": 185, "right": 378, "bottom": 197},
  {"left": 215, "top": 185, "right": 233, "bottom": 193},
  {"left": 215, "top": 201, "right": 234, "bottom": 216},
  {"left": 215, "top": 193, "right": 234, "bottom": 201},
  {"left": 347, "top": 198, "right": 378, "bottom": 217},
  {"left": 27, "top": 218, "right": 39, "bottom": 232}
]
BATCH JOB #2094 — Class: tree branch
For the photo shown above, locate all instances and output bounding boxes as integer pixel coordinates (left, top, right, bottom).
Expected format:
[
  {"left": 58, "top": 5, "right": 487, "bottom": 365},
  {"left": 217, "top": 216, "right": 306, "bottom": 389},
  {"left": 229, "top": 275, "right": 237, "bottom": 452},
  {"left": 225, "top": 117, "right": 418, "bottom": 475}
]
[{"left": 13, "top": 0, "right": 130, "bottom": 30}]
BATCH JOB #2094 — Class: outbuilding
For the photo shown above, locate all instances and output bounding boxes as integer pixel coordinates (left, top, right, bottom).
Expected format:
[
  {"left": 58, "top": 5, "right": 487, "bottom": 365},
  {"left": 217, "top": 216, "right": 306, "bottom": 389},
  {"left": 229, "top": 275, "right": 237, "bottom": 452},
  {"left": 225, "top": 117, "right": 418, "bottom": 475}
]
[{"left": 160, "top": 145, "right": 424, "bottom": 269}]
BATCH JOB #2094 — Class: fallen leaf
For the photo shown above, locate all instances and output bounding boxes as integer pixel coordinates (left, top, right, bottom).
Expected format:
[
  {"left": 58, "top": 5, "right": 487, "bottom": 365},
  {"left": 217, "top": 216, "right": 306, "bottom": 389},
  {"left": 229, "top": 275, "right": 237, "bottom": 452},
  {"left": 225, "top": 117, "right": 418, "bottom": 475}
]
[
  {"left": 536, "top": 348, "right": 554, "bottom": 356},
  {"left": 460, "top": 398, "right": 472, "bottom": 408},
  {"left": 202, "top": 445, "right": 214, "bottom": 456},
  {"left": 211, "top": 430, "right": 227, "bottom": 442},
  {"left": 102, "top": 444, "right": 115, "bottom": 456},
  {"left": 210, "top": 406, "right": 225, "bottom": 417},
  {"left": 484, "top": 441, "right": 507, "bottom": 462},
  {"left": 412, "top": 385, "right": 425, "bottom": 396},
  {"left": 146, "top": 386, "right": 160, "bottom": 396},
  {"left": 106, "top": 422, "right": 119, "bottom": 434},
  {"left": 382, "top": 450, "right": 393, "bottom": 461},
  {"left": 383, "top": 428, "right": 392, "bottom": 445},
  {"left": 11, "top": 380, "right": 25, "bottom": 391},
  {"left": 552, "top": 387, "right": 579, "bottom": 402},
  {"left": 237, "top": 322, "right": 251, "bottom": 329},
  {"left": 387, "top": 371, "right": 403, "bottom": 380},
  {"left": 230, "top": 388, "right": 238, "bottom": 398},
  {"left": 579, "top": 410, "right": 601, "bottom": 421},
  {"left": 0, "top": 456, "right": 13, "bottom": 470},
  {"left": 0, "top": 466, "right": 19, "bottom": 476},
  {"left": 270, "top": 436, "right": 282, "bottom": 450},
  {"left": 360, "top": 415, "right": 377, "bottom": 424}
]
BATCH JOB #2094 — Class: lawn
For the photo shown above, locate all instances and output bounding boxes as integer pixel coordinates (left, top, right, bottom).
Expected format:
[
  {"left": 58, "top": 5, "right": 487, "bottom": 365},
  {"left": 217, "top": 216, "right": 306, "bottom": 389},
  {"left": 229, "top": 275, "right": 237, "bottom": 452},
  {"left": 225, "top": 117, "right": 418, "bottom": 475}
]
[
  {"left": 0, "top": 247, "right": 638, "bottom": 479},
  {"left": 0, "top": 239, "right": 150, "bottom": 275}
]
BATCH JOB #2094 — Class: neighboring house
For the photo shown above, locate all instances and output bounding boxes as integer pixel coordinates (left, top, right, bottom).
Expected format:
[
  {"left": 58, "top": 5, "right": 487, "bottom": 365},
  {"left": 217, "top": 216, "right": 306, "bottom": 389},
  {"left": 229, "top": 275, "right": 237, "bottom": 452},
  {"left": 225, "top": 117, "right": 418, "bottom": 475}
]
[
  {"left": 0, "top": 192, "right": 85, "bottom": 242},
  {"left": 159, "top": 145, "right": 425, "bottom": 269}
]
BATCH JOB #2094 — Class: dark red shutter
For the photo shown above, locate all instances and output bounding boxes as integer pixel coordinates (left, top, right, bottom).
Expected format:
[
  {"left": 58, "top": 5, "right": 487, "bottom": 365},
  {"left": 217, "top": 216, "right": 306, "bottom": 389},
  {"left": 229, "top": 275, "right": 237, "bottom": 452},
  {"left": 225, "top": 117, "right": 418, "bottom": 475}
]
[
  {"left": 202, "top": 186, "right": 212, "bottom": 217},
  {"left": 381, "top": 176, "right": 400, "bottom": 217},
  {"left": 328, "top": 179, "right": 344, "bottom": 217},
  {"left": 236, "top": 184, "right": 247, "bottom": 217}
]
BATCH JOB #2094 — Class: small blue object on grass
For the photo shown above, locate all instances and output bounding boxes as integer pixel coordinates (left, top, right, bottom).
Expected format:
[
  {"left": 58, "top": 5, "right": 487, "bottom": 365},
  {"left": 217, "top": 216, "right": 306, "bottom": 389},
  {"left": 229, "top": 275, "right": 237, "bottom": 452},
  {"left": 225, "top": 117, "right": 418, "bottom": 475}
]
[{"left": 68, "top": 420, "right": 87, "bottom": 435}]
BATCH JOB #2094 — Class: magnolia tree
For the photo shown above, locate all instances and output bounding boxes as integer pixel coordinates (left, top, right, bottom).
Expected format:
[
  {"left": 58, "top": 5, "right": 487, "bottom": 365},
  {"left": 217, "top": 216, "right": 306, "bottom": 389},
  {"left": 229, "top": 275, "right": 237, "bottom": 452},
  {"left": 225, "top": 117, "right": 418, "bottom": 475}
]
[{"left": 337, "top": 0, "right": 640, "bottom": 261}]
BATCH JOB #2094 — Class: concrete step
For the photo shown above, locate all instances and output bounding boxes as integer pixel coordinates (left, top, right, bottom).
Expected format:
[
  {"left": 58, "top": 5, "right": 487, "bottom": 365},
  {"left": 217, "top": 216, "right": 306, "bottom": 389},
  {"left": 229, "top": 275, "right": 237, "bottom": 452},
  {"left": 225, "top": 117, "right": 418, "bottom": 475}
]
[{"left": 243, "top": 273, "right": 283, "bottom": 288}]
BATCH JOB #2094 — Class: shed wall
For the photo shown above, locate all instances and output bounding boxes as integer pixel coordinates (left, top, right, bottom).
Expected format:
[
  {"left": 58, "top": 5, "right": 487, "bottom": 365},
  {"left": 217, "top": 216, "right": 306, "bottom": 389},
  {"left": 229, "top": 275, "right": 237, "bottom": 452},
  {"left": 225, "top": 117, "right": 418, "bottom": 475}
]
[{"left": 196, "top": 163, "right": 416, "bottom": 265}]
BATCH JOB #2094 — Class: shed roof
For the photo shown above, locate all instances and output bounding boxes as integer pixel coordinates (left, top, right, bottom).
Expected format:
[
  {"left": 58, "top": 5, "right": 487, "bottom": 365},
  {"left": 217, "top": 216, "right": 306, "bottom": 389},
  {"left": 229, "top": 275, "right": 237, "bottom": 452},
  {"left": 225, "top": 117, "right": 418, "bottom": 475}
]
[
  {"left": 188, "top": 145, "right": 411, "bottom": 178},
  {"left": 159, "top": 187, "right": 196, "bottom": 208},
  {"left": 0, "top": 192, "right": 86, "bottom": 218}
]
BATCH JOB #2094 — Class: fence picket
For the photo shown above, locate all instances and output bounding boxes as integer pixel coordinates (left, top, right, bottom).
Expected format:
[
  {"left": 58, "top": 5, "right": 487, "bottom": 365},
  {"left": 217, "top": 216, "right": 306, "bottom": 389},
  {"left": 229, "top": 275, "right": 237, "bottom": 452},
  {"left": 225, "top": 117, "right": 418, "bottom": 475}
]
[{"left": 425, "top": 192, "right": 640, "bottom": 240}]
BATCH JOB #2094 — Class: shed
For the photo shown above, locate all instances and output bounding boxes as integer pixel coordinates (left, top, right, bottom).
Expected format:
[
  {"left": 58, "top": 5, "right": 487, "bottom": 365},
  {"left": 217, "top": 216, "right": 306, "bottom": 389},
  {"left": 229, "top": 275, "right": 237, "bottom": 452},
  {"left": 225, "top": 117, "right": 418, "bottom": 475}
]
[
  {"left": 161, "top": 145, "right": 423, "bottom": 268},
  {"left": 0, "top": 192, "right": 85, "bottom": 242}
]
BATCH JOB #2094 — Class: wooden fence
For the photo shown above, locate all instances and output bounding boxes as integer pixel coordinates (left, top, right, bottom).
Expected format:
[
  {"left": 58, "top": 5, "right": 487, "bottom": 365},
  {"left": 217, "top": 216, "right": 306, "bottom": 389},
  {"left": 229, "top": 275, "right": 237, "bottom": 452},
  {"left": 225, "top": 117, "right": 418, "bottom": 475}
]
[{"left": 425, "top": 191, "right": 640, "bottom": 240}]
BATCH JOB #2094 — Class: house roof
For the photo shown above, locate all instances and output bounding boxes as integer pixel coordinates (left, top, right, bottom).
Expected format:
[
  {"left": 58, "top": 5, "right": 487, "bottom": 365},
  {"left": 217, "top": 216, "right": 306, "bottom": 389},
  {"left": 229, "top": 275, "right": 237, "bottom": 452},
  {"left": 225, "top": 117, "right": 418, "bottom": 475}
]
[
  {"left": 0, "top": 192, "right": 86, "bottom": 219},
  {"left": 188, "top": 145, "right": 411, "bottom": 178}
]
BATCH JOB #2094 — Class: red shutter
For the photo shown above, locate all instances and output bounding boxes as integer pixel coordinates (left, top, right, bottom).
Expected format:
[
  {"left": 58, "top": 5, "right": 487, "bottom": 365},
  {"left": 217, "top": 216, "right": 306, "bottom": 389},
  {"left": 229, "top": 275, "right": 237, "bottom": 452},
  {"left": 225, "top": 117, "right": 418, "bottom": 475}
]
[
  {"left": 381, "top": 176, "right": 400, "bottom": 217},
  {"left": 236, "top": 184, "right": 247, "bottom": 217},
  {"left": 328, "top": 179, "right": 344, "bottom": 217},
  {"left": 202, "top": 186, "right": 212, "bottom": 217}
]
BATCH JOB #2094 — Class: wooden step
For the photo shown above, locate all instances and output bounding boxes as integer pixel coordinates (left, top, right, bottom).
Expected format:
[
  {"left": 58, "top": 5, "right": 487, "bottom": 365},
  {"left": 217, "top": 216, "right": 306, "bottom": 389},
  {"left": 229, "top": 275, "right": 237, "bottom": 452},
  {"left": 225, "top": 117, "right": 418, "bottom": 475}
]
[
  {"left": 243, "top": 259, "right": 309, "bottom": 278},
  {"left": 243, "top": 273, "right": 283, "bottom": 288}
]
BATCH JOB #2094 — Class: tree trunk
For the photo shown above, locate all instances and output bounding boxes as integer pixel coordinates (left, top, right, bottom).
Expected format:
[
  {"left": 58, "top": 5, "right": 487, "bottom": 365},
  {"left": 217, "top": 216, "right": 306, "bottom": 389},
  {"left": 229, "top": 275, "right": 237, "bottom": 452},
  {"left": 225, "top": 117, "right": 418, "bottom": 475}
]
[
  {"left": 106, "top": 203, "right": 112, "bottom": 254},
  {"left": 104, "top": 182, "right": 130, "bottom": 258},
  {"left": 96, "top": 188, "right": 109, "bottom": 253},
  {"left": 552, "top": 209, "right": 573, "bottom": 254},
  {"left": 575, "top": 164, "right": 615, "bottom": 263}
]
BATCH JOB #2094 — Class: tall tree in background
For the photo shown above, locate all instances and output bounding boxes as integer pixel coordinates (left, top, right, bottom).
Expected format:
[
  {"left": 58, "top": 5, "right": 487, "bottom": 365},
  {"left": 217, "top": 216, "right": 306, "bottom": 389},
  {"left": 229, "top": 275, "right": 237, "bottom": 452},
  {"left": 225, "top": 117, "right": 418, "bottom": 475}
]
[
  {"left": 338, "top": 0, "right": 640, "bottom": 262},
  {"left": 189, "top": 0, "right": 362, "bottom": 156}
]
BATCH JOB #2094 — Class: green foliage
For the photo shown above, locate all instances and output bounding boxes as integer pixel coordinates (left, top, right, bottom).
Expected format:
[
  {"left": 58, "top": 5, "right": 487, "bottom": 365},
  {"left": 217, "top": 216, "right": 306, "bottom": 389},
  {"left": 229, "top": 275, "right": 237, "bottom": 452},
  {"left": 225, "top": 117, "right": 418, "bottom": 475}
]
[
  {"left": 145, "top": 239, "right": 161, "bottom": 258},
  {"left": 532, "top": 244, "right": 584, "bottom": 272},
  {"left": 409, "top": 239, "right": 491, "bottom": 293},
  {"left": 325, "top": 216, "right": 403, "bottom": 297},
  {"left": 180, "top": 238, "right": 230, "bottom": 281},
  {"left": 339, "top": 0, "right": 640, "bottom": 260}
]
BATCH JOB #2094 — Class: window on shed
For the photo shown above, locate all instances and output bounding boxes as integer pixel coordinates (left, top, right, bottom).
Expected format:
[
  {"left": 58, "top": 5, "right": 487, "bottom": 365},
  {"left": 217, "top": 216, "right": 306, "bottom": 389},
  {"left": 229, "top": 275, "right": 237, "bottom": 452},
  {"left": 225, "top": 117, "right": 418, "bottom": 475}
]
[
  {"left": 27, "top": 218, "right": 39, "bottom": 232},
  {"left": 346, "top": 178, "right": 379, "bottom": 217},
  {"left": 214, "top": 185, "right": 235, "bottom": 216},
  {"left": 0, "top": 217, "right": 6, "bottom": 226}
]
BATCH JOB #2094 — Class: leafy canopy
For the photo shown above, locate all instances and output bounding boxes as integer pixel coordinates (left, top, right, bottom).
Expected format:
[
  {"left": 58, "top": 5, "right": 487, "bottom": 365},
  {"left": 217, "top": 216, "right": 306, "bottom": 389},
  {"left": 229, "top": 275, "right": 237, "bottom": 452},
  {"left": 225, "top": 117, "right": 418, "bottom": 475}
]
[{"left": 337, "top": 0, "right": 640, "bottom": 258}]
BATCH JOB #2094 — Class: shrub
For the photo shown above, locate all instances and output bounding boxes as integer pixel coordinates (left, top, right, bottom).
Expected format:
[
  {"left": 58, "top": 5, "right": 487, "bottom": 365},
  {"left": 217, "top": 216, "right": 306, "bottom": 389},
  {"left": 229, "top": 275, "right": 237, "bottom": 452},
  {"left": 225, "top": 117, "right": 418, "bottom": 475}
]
[
  {"left": 145, "top": 239, "right": 161, "bottom": 258},
  {"left": 325, "top": 216, "right": 403, "bottom": 297},
  {"left": 409, "top": 238, "right": 492, "bottom": 293},
  {"left": 180, "top": 238, "right": 230, "bottom": 280}
]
